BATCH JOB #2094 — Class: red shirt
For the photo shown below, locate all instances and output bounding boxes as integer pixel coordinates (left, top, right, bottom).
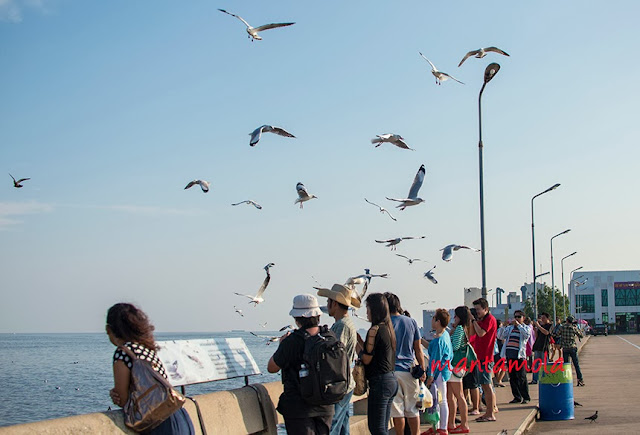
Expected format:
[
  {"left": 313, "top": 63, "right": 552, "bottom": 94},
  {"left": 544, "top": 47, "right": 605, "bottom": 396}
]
[{"left": 472, "top": 313, "right": 497, "bottom": 363}]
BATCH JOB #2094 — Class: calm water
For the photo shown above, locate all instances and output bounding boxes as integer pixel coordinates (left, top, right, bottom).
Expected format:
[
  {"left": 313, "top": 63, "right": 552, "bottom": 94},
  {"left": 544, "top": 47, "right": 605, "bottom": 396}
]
[{"left": 0, "top": 332, "right": 282, "bottom": 427}]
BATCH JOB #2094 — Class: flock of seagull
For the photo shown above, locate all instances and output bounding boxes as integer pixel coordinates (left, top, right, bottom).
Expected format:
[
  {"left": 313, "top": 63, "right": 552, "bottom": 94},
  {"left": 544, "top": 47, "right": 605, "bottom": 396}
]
[{"left": 8, "top": 8, "right": 512, "bottom": 335}]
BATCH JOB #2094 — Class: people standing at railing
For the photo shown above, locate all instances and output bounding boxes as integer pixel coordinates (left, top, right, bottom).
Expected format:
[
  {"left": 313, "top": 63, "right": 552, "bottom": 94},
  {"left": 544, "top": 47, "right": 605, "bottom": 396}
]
[
  {"left": 356, "top": 293, "right": 398, "bottom": 435},
  {"left": 470, "top": 298, "right": 498, "bottom": 423},
  {"left": 498, "top": 310, "right": 531, "bottom": 405},
  {"left": 530, "top": 313, "right": 552, "bottom": 385},
  {"left": 558, "top": 316, "right": 585, "bottom": 387},
  {"left": 267, "top": 294, "right": 335, "bottom": 434},
  {"left": 424, "top": 308, "right": 452, "bottom": 435},
  {"left": 317, "top": 284, "right": 359, "bottom": 435},
  {"left": 105, "top": 303, "right": 195, "bottom": 434},
  {"left": 383, "top": 292, "right": 426, "bottom": 435},
  {"left": 447, "top": 306, "right": 473, "bottom": 434}
]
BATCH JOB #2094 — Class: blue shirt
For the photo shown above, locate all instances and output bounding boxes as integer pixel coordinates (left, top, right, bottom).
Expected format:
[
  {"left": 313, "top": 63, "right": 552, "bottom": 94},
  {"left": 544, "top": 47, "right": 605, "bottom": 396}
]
[
  {"left": 426, "top": 331, "right": 452, "bottom": 382},
  {"left": 391, "top": 314, "right": 421, "bottom": 372}
]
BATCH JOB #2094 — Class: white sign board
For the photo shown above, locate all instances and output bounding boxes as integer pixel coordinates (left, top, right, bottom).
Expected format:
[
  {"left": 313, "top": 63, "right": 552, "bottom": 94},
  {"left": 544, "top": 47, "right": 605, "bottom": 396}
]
[{"left": 156, "top": 338, "right": 261, "bottom": 387}]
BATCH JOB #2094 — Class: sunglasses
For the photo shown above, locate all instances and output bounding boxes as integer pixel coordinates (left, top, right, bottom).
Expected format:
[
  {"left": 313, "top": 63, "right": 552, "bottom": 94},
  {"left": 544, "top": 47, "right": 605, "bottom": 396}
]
[{"left": 515, "top": 315, "right": 523, "bottom": 318}]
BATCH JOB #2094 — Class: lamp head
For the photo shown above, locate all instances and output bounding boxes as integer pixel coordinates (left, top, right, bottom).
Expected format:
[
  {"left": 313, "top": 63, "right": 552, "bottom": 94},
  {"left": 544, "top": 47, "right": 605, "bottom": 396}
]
[
  {"left": 484, "top": 63, "right": 500, "bottom": 84},
  {"left": 561, "top": 229, "right": 571, "bottom": 235}
]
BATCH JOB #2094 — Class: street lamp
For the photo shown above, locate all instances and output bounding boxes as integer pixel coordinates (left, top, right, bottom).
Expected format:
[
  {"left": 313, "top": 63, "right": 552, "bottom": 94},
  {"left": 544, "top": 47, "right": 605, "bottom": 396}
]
[
  {"left": 535, "top": 271, "right": 550, "bottom": 279},
  {"left": 561, "top": 251, "right": 577, "bottom": 317},
  {"left": 563, "top": 266, "right": 583, "bottom": 319},
  {"left": 478, "top": 62, "right": 500, "bottom": 301},
  {"left": 531, "top": 183, "right": 561, "bottom": 318},
  {"left": 550, "top": 229, "right": 571, "bottom": 322}
]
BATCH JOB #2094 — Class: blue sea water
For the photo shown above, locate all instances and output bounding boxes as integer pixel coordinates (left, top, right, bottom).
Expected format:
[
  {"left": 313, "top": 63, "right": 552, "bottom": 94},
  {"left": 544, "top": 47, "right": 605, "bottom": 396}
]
[{"left": 0, "top": 332, "right": 282, "bottom": 428}]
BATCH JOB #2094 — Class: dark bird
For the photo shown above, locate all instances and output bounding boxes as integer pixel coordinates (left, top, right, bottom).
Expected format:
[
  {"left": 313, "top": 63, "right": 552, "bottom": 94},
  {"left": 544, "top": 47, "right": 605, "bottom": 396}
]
[
  {"left": 458, "top": 46, "right": 510, "bottom": 67},
  {"left": 584, "top": 410, "right": 598, "bottom": 423},
  {"left": 10, "top": 173, "right": 30, "bottom": 188},
  {"left": 574, "top": 401, "right": 583, "bottom": 407}
]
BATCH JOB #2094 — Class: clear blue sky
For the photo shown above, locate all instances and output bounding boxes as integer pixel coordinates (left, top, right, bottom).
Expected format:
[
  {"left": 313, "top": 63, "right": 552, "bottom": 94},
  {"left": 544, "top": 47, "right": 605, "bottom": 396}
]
[{"left": 2, "top": 0, "right": 639, "bottom": 333}]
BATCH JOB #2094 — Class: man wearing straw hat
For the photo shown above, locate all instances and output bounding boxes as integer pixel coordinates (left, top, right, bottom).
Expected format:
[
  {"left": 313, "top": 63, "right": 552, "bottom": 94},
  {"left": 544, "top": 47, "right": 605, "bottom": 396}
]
[{"left": 316, "top": 284, "right": 360, "bottom": 435}]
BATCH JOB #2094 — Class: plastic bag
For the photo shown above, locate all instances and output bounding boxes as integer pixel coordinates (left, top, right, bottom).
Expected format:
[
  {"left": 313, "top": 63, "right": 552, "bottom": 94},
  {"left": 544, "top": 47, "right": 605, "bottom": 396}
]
[{"left": 417, "top": 381, "right": 433, "bottom": 409}]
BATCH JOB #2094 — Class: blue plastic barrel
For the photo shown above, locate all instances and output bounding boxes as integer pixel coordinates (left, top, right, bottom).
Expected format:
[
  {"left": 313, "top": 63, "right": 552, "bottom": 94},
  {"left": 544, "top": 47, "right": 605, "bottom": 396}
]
[{"left": 539, "top": 362, "right": 574, "bottom": 420}]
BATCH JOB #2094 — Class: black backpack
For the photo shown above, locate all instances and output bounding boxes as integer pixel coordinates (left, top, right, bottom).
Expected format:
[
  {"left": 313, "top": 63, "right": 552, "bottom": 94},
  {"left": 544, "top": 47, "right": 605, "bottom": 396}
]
[{"left": 297, "top": 326, "right": 350, "bottom": 406}]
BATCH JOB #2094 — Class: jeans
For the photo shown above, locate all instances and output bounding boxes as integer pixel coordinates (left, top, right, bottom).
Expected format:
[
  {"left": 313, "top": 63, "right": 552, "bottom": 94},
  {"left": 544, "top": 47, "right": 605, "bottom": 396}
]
[
  {"left": 562, "top": 347, "right": 583, "bottom": 381},
  {"left": 330, "top": 389, "right": 354, "bottom": 435},
  {"left": 367, "top": 372, "right": 399, "bottom": 435},
  {"left": 532, "top": 350, "right": 547, "bottom": 382},
  {"left": 148, "top": 408, "right": 195, "bottom": 435},
  {"left": 284, "top": 415, "right": 332, "bottom": 435}
]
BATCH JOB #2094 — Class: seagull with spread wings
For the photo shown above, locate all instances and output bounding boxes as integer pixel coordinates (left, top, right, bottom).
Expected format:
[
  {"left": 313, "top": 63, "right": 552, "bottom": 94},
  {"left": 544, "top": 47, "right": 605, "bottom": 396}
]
[
  {"left": 234, "top": 306, "right": 244, "bottom": 317},
  {"left": 232, "top": 200, "right": 262, "bottom": 209},
  {"left": 234, "top": 265, "right": 273, "bottom": 305},
  {"left": 419, "top": 52, "right": 464, "bottom": 85},
  {"left": 386, "top": 164, "right": 426, "bottom": 210},
  {"left": 440, "top": 244, "right": 481, "bottom": 262},
  {"left": 294, "top": 182, "right": 318, "bottom": 209},
  {"left": 395, "top": 254, "right": 422, "bottom": 264},
  {"left": 9, "top": 174, "right": 30, "bottom": 188},
  {"left": 375, "top": 236, "right": 426, "bottom": 251},
  {"left": 458, "top": 46, "right": 510, "bottom": 67},
  {"left": 249, "top": 332, "right": 280, "bottom": 345},
  {"left": 371, "top": 134, "right": 414, "bottom": 151},
  {"left": 424, "top": 266, "right": 438, "bottom": 284},
  {"left": 184, "top": 179, "right": 210, "bottom": 193},
  {"left": 249, "top": 125, "right": 296, "bottom": 146},
  {"left": 364, "top": 198, "right": 397, "bottom": 221},
  {"left": 218, "top": 9, "right": 295, "bottom": 41}
]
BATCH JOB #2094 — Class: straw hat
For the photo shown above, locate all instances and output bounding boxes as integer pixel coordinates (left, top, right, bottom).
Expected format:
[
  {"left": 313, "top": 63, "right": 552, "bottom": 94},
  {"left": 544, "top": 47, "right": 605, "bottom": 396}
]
[{"left": 315, "top": 283, "right": 361, "bottom": 309}]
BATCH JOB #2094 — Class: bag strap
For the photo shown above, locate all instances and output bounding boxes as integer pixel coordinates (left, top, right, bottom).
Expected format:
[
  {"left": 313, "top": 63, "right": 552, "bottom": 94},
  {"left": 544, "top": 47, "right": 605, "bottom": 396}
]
[{"left": 117, "top": 345, "right": 137, "bottom": 360}]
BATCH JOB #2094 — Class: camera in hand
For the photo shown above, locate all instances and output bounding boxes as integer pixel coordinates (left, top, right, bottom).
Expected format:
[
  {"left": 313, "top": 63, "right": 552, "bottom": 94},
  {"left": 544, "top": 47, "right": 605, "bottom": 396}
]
[{"left": 470, "top": 307, "right": 478, "bottom": 320}]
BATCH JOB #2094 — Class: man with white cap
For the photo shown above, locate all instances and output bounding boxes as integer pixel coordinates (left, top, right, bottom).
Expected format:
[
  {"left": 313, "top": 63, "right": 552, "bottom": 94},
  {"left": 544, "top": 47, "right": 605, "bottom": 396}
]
[
  {"left": 317, "top": 284, "right": 360, "bottom": 435},
  {"left": 268, "top": 294, "right": 335, "bottom": 434}
]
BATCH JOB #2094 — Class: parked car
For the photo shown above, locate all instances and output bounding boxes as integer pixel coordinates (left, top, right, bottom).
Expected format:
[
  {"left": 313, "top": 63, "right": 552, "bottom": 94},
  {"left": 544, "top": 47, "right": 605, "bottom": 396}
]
[{"left": 590, "top": 324, "right": 608, "bottom": 336}]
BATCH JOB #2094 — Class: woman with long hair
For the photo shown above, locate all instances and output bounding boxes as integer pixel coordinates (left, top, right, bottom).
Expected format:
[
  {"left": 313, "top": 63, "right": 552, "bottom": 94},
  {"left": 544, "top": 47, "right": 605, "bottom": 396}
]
[
  {"left": 106, "top": 303, "right": 194, "bottom": 434},
  {"left": 447, "top": 306, "right": 473, "bottom": 434},
  {"left": 356, "top": 293, "right": 398, "bottom": 435}
]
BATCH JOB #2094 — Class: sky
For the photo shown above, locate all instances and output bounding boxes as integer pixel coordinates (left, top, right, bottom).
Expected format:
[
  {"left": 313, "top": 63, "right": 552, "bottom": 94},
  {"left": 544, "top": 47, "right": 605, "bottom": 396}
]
[{"left": 1, "top": 0, "right": 639, "bottom": 333}]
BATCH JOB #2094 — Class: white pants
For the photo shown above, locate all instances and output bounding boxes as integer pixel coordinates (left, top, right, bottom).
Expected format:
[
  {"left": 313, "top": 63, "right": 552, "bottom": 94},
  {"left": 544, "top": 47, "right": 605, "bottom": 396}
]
[{"left": 434, "top": 376, "right": 448, "bottom": 431}]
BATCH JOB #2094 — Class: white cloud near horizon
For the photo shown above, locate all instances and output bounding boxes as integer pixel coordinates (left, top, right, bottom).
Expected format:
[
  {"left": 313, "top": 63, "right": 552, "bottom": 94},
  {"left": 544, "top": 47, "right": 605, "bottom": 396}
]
[
  {"left": 0, "top": 0, "right": 48, "bottom": 23},
  {"left": 0, "top": 201, "right": 53, "bottom": 228}
]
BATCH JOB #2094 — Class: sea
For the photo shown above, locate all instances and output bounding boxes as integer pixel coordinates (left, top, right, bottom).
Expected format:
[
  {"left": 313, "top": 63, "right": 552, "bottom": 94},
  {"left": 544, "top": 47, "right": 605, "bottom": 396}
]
[{"left": 0, "top": 332, "right": 283, "bottom": 428}]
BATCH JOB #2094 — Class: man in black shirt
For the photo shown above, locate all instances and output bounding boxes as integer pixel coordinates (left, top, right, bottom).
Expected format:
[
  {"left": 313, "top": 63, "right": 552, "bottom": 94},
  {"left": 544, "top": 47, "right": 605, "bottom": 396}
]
[
  {"left": 529, "top": 312, "right": 552, "bottom": 384},
  {"left": 268, "top": 294, "right": 334, "bottom": 434}
]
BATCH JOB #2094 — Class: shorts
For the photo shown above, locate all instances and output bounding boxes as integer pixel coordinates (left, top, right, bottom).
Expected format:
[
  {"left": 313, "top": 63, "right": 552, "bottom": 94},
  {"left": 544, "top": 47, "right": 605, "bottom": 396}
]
[
  {"left": 391, "top": 371, "right": 420, "bottom": 418},
  {"left": 462, "top": 364, "right": 479, "bottom": 390},
  {"left": 477, "top": 361, "right": 494, "bottom": 386}
]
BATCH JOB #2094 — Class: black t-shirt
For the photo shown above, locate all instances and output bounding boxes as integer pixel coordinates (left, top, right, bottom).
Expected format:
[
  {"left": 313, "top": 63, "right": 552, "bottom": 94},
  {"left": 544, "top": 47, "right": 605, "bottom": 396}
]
[
  {"left": 272, "top": 327, "right": 334, "bottom": 418},
  {"left": 364, "top": 323, "right": 395, "bottom": 380},
  {"left": 532, "top": 323, "right": 552, "bottom": 352}
]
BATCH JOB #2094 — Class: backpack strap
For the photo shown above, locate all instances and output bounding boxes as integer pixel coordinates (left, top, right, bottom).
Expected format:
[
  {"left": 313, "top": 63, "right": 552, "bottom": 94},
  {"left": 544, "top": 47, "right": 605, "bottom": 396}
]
[{"left": 117, "top": 344, "right": 137, "bottom": 360}]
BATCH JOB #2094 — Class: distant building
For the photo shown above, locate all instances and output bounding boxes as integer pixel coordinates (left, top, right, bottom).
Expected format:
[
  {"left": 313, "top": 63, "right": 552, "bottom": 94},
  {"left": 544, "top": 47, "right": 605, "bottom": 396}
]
[
  {"left": 569, "top": 270, "right": 640, "bottom": 333},
  {"left": 490, "top": 282, "right": 546, "bottom": 323}
]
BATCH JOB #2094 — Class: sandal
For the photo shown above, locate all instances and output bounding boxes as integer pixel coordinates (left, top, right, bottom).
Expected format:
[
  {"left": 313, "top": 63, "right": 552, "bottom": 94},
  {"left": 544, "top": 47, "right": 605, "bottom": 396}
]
[
  {"left": 449, "top": 426, "right": 470, "bottom": 434},
  {"left": 469, "top": 410, "right": 480, "bottom": 415},
  {"left": 475, "top": 416, "right": 497, "bottom": 422}
]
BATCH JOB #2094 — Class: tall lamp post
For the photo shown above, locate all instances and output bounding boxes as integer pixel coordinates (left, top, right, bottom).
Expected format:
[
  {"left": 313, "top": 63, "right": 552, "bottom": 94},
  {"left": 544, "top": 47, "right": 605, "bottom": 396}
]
[
  {"left": 478, "top": 62, "right": 500, "bottom": 301},
  {"left": 564, "top": 266, "right": 583, "bottom": 319},
  {"left": 550, "top": 229, "right": 571, "bottom": 322},
  {"left": 531, "top": 183, "right": 561, "bottom": 318},
  {"left": 571, "top": 277, "right": 587, "bottom": 318},
  {"left": 561, "top": 251, "right": 577, "bottom": 317}
]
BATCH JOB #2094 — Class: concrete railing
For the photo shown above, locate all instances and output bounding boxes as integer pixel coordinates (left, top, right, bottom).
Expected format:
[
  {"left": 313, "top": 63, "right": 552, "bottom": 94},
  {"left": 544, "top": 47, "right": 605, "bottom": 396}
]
[{"left": 0, "top": 382, "right": 371, "bottom": 435}]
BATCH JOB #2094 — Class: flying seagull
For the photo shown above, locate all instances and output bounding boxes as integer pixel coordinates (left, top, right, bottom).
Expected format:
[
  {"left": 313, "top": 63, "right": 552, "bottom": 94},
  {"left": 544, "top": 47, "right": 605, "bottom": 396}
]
[
  {"left": 584, "top": 411, "right": 598, "bottom": 423},
  {"left": 371, "top": 134, "right": 414, "bottom": 151},
  {"left": 349, "top": 268, "right": 389, "bottom": 285},
  {"left": 424, "top": 266, "right": 438, "bottom": 284},
  {"left": 375, "top": 236, "right": 426, "bottom": 251},
  {"left": 218, "top": 9, "right": 295, "bottom": 41},
  {"left": 419, "top": 52, "right": 464, "bottom": 85},
  {"left": 364, "top": 198, "right": 397, "bottom": 221},
  {"left": 279, "top": 324, "right": 295, "bottom": 332},
  {"left": 260, "top": 322, "right": 268, "bottom": 328},
  {"left": 249, "top": 332, "right": 279, "bottom": 345},
  {"left": 234, "top": 306, "right": 244, "bottom": 317},
  {"left": 9, "top": 174, "right": 30, "bottom": 188},
  {"left": 232, "top": 200, "right": 262, "bottom": 209},
  {"left": 386, "top": 164, "right": 426, "bottom": 210},
  {"left": 420, "top": 300, "right": 436, "bottom": 305},
  {"left": 249, "top": 125, "right": 296, "bottom": 147},
  {"left": 458, "top": 46, "right": 510, "bottom": 67},
  {"left": 184, "top": 179, "right": 210, "bottom": 193},
  {"left": 295, "top": 182, "right": 318, "bottom": 208},
  {"left": 395, "top": 254, "right": 422, "bottom": 264},
  {"left": 234, "top": 266, "right": 273, "bottom": 305},
  {"left": 440, "top": 244, "right": 481, "bottom": 262}
]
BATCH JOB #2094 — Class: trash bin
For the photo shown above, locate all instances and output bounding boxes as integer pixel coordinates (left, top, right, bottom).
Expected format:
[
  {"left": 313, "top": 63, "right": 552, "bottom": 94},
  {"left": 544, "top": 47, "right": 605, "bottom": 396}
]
[{"left": 539, "top": 362, "right": 574, "bottom": 420}]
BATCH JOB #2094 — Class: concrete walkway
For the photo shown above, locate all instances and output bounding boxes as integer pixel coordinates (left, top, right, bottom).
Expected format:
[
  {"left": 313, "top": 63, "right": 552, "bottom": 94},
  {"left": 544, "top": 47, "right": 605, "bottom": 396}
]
[{"left": 530, "top": 334, "right": 640, "bottom": 434}]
